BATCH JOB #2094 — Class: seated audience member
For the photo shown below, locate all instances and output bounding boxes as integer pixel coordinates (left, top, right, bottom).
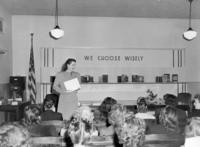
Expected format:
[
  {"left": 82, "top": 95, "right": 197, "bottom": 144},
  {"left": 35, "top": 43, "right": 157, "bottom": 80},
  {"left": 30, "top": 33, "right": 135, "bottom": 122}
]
[
  {"left": 184, "top": 117, "right": 200, "bottom": 147},
  {"left": 164, "top": 93, "right": 178, "bottom": 107},
  {"left": 189, "top": 94, "right": 200, "bottom": 118},
  {"left": 108, "top": 104, "right": 146, "bottom": 147},
  {"left": 135, "top": 97, "right": 155, "bottom": 134},
  {"left": 136, "top": 97, "right": 148, "bottom": 113},
  {"left": 98, "top": 97, "right": 117, "bottom": 125},
  {"left": 20, "top": 104, "right": 58, "bottom": 137},
  {"left": 155, "top": 94, "right": 186, "bottom": 123},
  {"left": 157, "top": 106, "right": 186, "bottom": 147},
  {"left": 21, "top": 104, "right": 41, "bottom": 127},
  {"left": 159, "top": 106, "right": 186, "bottom": 135},
  {"left": 41, "top": 95, "right": 63, "bottom": 121},
  {"left": 64, "top": 106, "right": 96, "bottom": 147},
  {"left": 0, "top": 123, "right": 30, "bottom": 147},
  {"left": 43, "top": 93, "right": 59, "bottom": 112},
  {"left": 97, "top": 97, "right": 117, "bottom": 136}
]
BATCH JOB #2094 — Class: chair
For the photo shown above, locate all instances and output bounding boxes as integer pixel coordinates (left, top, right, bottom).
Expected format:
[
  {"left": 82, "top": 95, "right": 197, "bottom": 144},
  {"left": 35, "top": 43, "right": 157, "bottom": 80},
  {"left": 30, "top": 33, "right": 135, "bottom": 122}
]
[
  {"left": 177, "top": 93, "right": 192, "bottom": 112},
  {"left": 144, "top": 134, "right": 184, "bottom": 147},
  {"left": 40, "top": 120, "right": 65, "bottom": 127},
  {"left": 30, "top": 136, "right": 65, "bottom": 146},
  {"left": 40, "top": 120, "right": 66, "bottom": 134}
]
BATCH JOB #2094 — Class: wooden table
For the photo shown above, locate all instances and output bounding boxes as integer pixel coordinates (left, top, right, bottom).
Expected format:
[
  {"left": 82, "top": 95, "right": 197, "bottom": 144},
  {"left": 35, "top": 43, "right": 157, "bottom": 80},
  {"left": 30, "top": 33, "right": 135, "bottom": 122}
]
[{"left": 0, "top": 101, "right": 31, "bottom": 121}]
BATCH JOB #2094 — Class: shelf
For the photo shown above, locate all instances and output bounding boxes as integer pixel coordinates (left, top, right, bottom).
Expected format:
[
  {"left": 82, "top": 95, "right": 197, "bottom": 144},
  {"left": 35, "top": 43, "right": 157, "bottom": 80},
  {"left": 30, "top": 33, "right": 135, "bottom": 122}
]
[
  {"left": 80, "top": 82, "right": 182, "bottom": 84},
  {"left": 40, "top": 82, "right": 188, "bottom": 85}
]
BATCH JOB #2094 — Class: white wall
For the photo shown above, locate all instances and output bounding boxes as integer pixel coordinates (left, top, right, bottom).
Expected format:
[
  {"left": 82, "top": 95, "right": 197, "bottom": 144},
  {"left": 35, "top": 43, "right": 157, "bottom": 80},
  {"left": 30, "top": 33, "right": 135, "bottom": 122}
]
[
  {"left": 0, "top": 2, "right": 12, "bottom": 83},
  {"left": 0, "top": 1, "right": 12, "bottom": 124},
  {"left": 12, "top": 15, "right": 200, "bottom": 100},
  {"left": 12, "top": 16, "right": 200, "bottom": 81}
]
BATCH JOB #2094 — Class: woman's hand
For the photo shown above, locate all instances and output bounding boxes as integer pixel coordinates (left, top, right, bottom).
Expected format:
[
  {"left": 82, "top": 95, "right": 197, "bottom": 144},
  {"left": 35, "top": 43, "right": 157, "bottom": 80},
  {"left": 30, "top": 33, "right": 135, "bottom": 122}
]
[{"left": 63, "top": 89, "right": 73, "bottom": 93}]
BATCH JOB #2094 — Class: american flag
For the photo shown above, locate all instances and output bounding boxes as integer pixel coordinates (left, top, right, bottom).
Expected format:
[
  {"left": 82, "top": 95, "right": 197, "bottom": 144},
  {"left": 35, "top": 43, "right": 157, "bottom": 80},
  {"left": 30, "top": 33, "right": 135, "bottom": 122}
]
[{"left": 28, "top": 33, "right": 36, "bottom": 103}]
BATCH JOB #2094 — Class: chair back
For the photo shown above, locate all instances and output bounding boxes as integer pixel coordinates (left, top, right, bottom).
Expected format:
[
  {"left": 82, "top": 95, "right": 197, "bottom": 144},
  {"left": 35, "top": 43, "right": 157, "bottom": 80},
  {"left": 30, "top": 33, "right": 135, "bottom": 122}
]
[
  {"left": 40, "top": 120, "right": 65, "bottom": 126},
  {"left": 40, "top": 120, "right": 65, "bottom": 134},
  {"left": 144, "top": 134, "right": 184, "bottom": 147},
  {"left": 177, "top": 92, "right": 192, "bottom": 111},
  {"left": 30, "top": 136, "right": 65, "bottom": 146},
  {"left": 177, "top": 93, "right": 192, "bottom": 104}
]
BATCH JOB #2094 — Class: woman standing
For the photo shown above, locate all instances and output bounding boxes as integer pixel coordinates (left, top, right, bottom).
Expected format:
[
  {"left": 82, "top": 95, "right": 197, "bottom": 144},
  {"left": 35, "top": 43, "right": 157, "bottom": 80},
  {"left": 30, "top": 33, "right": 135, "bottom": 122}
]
[{"left": 53, "top": 58, "right": 80, "bottom": 120}]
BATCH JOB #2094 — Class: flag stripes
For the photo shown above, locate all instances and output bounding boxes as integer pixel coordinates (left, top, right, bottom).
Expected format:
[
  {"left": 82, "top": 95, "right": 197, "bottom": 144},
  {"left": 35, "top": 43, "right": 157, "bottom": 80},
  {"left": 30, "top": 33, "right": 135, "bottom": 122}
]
[{"left": 28, "top": 33, "right": 36, "bottom": 103}]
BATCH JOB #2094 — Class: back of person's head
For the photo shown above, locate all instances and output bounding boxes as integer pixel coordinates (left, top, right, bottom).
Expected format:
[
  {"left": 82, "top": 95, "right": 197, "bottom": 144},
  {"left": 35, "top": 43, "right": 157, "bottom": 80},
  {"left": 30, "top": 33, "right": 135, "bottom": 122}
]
[
  {"left": 22, "top": 104, "right": 41, "bottom": 126},
  {"left": 159, "top": 106, "right": 185, "bottom": 134},
  {"left": 99, "top": 97, "right": 117, "bottom": 119},
  {"left": 137, "top": 97, "right": 148, "bottom": 113},
  {"left": 185, "top": 117, "right": 200, "bottom": 138},
  {"left": 163, "top": 94, "right": 177, "bottom": 106},
  {"left": 0, "top": 123, "right": 30, "bottom": 147},
  {"left": 108, "top": 103, "right": 125, "bottom": 126},
  {"left": 109, "top": 104, "right": 146, "bottom": 147},
  {"left": 43, "top": 96, "right": 56, "bottom": 111}
]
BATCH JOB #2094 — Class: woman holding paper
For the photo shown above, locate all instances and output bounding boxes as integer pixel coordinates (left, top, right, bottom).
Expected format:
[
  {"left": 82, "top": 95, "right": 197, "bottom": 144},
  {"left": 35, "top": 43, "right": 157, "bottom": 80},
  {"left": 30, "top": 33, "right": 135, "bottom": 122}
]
[{"left": 53, "top": 58, "right": 81, "bottom": 120}]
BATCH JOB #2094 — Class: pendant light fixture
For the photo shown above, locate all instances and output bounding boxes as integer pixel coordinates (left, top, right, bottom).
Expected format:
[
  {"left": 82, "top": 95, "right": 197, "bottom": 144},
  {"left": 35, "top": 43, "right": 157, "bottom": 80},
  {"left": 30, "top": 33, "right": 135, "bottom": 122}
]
[
  {"left": 183, "top": 0, "right": 197, "bottom": 41},
  {"left": 50, "top": 0, "right": 64, "bottom": 39}
]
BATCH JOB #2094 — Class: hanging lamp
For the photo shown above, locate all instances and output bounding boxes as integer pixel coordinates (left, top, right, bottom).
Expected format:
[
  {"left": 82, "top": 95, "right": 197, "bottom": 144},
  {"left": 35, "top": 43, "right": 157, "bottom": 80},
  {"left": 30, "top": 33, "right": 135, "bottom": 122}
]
[
  {"left": 183, "top": 0, "right": 197, "bottom": 41},
  {"left": 50, "top": 0, "right": 64, "bottom": 39}
]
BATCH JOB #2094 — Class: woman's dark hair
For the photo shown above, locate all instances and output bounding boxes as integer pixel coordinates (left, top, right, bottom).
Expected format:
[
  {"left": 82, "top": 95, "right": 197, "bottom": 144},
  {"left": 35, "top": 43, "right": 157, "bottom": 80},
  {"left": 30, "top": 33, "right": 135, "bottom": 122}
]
[
  {"left": 64, "top": 131, "right": 74, "bottom": 147},
  {"left": 99, "top": 97, "right": 117, "bottom": 127},
  {"left": 43, "top": 94, "right": 58, "bottom": 111},
  {"left": 99, "top": 97, "right": 117, "bottom": 119},
  {"left": 61, "top": 58, "right": 76, "bottom": 72},
  {"left": 163, "top": 94, "right": 177, "bottom": 107}
]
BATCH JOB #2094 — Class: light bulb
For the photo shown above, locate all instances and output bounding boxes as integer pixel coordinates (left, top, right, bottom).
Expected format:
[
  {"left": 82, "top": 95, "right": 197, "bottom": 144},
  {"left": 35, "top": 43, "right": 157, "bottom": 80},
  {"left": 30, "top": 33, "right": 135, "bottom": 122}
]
[
  {"left": 183, "top": 27, "right": 197, "bottom": 41},
  {"left": 50, "top": 25, "right": 64, "bottom": 39}
]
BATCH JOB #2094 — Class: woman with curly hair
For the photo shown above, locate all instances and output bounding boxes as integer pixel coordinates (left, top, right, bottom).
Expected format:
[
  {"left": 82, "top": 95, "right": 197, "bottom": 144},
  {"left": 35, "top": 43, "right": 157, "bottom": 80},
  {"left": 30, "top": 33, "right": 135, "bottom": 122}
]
[
  {"left": 159, "top": 105, "right": 186, "bottom": 134},
  {"left": 0, "top": 123, "right": 30, "bottom": 147},
  {"left": 98, "top": 97, "right": 117, "bottom": 125},
  {"left": 108, "top": 104, "right": 146, "bottom": 147},
  {"left": 158, "top": 106, "right": 186, "bottom": 147},
  {"left": 136, "top": 97, "right": 148, "bottom": 113},
  {"left": 64, "top": 106, "right": 95, "bottom": 147},
  {"left": 95, "top": 97, "right": 118, "bottom": 136}
]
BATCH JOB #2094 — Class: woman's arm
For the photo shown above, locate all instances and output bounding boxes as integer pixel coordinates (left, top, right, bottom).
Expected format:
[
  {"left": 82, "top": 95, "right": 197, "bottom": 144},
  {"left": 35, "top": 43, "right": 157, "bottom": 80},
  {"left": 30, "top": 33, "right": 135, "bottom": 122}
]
[
  {"left": 75, "top": 72, "right": 81, "bottom": 92},
  {"left": 53, "top": 73, "right": 64, "bottom": 94}
]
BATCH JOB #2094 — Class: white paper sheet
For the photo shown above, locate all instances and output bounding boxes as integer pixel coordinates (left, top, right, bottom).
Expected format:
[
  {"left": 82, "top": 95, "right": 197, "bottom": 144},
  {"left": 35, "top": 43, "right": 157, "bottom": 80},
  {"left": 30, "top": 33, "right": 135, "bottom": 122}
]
[
  {"left": 184, "top": 136, "right": 200, "bottom": 147},
  {"left": 135, "top": 112, "right": 155, "bottom": 119},
  {"left": 64, "top": 78, "right": 81, "bottom": 92}
]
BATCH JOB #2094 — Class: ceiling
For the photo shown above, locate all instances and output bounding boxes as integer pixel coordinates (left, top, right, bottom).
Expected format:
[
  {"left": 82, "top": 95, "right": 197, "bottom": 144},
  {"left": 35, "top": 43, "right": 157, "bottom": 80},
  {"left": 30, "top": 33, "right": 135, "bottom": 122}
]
[{"left": 1, "top": 0, "right": 200, "bottom": 19}]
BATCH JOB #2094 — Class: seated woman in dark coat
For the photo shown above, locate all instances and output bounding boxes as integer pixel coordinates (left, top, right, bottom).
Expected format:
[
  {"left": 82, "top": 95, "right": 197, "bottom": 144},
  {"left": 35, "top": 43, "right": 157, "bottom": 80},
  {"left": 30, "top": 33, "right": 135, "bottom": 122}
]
[{"left": 41, "top": 95, "right": 63, "bottom": 121}]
